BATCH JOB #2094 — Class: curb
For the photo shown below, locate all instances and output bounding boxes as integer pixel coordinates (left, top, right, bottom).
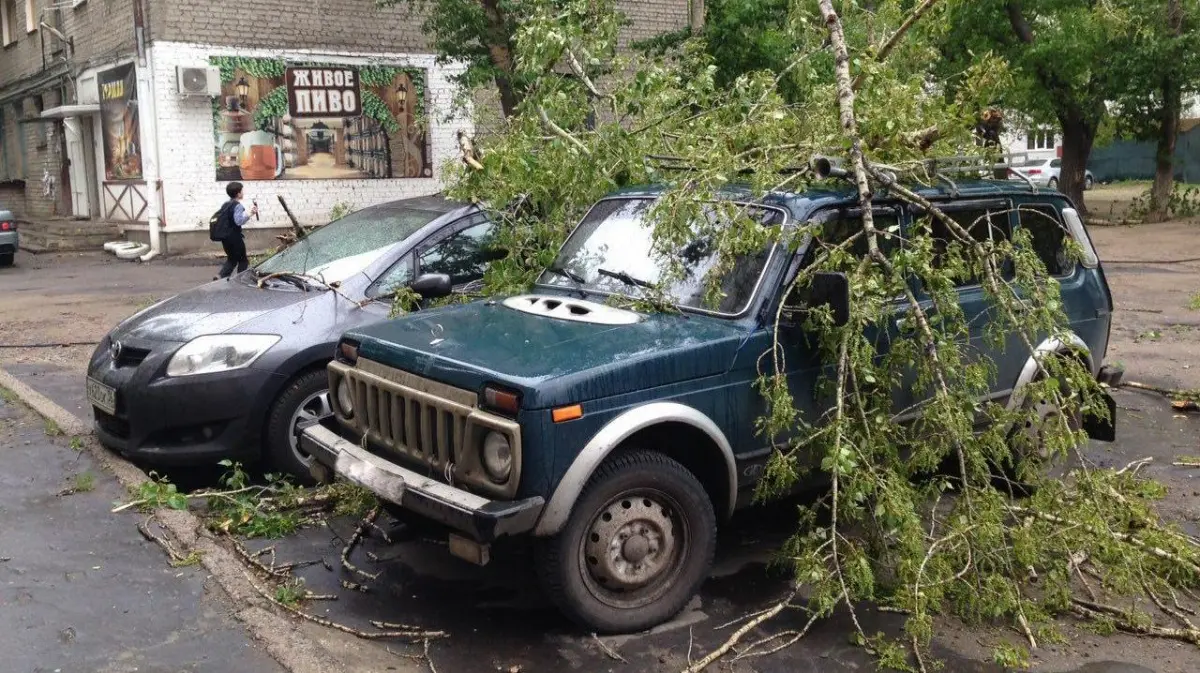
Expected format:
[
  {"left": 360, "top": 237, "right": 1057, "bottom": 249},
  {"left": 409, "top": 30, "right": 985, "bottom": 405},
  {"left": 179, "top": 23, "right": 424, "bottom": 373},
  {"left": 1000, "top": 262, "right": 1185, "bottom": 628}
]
[{"left": 0, "top": 366, "right": 388, "bottom": 673}]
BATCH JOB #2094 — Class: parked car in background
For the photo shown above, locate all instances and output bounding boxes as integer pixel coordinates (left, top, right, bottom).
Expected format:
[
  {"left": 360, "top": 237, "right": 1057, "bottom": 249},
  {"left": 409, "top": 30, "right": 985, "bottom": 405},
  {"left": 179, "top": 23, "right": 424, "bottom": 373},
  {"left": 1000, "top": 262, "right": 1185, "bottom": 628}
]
[
  {"left": 87, "top": 195, "right": 501, "bottom": 481},
  {"left": 1009, "top": 158, "right": 1095, "bottom": 191},
  {"left": 0, "top": 207, "right": 17, "bottom": 267},
  {"left": 302, "top": 182, "right": 1121, "bottom": 634}
]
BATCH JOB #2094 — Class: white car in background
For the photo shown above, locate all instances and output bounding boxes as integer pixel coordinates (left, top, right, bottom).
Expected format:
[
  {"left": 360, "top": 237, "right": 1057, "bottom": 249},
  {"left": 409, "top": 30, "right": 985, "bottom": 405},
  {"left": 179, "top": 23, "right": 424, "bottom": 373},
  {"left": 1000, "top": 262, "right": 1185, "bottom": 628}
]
[{"left": 1009, "top": 158, "right": 1095, "bottom": 191}]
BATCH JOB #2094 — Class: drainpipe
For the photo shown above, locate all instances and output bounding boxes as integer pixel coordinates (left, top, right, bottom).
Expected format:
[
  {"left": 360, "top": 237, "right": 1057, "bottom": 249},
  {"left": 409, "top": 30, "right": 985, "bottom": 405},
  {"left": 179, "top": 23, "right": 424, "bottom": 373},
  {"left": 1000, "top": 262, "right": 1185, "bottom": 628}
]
[{"left": 133, "top": 0, "right": 161, "bottom": 262}]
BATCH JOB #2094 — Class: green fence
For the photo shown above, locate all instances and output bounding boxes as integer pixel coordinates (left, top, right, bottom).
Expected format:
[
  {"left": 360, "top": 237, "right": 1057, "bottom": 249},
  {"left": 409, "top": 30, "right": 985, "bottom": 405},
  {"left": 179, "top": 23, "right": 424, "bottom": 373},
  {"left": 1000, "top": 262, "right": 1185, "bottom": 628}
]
[{"left": 1089, "top": 126, "right": 1200, "bottom": 184}]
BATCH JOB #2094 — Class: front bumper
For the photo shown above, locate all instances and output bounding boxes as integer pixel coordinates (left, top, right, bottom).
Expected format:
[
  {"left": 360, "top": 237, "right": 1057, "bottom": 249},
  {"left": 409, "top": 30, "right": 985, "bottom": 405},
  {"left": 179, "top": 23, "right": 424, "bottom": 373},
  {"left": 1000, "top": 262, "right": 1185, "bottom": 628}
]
[
  {"left": 299, "top": 422, "right": 544, "bottom": 544},
  {"left": 88, "top": 336, "right": 277, "bottom": 465}
]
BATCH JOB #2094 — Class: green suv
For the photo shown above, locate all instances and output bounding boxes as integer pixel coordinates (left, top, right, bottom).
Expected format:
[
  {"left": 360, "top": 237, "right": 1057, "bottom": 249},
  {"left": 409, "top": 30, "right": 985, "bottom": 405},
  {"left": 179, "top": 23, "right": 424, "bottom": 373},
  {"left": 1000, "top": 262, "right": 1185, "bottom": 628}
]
[{"left": 299, "top": 181, "right": 1121, "bottom": 633}]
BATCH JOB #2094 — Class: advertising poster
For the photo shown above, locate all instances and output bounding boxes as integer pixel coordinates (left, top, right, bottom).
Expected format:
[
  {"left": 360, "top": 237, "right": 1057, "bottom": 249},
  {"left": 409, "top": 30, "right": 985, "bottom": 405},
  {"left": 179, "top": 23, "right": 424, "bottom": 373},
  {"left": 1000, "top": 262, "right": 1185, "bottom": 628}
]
[
  {"left": 211, "top": 57, "right": 431, "bottom": 181},
  {"left": 98, "top": 64, "right": 143, "bottom": 181}
]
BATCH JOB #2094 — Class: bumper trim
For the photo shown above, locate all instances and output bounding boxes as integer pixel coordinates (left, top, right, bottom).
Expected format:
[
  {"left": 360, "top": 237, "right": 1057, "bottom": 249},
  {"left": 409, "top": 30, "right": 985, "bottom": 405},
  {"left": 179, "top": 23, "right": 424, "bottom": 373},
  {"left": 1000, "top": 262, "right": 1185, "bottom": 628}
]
[{"left": 299, "top": 423, "right": 544, "bottom": 543}]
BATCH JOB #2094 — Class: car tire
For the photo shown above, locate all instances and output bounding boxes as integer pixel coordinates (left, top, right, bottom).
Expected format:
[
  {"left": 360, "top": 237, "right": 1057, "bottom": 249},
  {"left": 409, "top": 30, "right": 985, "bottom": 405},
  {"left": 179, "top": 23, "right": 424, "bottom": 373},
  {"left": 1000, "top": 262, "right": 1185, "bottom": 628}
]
[
  {"left": 535, "top": 449, "right": 716, "bottom": 634},
  {"left": 1085, "top": 175, "right": 1094, "bottom": 191},
  {"left": 1002, "top": 366, "right": 1085, "bottom": 491},
  {"left": 0, "top": 252, "right": 12, "bottom": 268},
  {"left": 1048, "top": 177, "right": 1058, "bottom": 190},
  {"left": 264, "top": 368, "right": 332, "bottom": 484}
]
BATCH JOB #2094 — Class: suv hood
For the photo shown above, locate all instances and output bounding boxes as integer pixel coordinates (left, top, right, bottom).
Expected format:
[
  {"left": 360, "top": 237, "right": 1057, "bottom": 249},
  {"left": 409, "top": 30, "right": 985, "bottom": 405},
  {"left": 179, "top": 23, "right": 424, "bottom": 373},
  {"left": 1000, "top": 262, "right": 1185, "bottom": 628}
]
[
  {"left": 111, "top": 277, "right": 320, "bottom": 343},
  {"left": 349, "top": 298, "right": 752, "bottom": 409}
]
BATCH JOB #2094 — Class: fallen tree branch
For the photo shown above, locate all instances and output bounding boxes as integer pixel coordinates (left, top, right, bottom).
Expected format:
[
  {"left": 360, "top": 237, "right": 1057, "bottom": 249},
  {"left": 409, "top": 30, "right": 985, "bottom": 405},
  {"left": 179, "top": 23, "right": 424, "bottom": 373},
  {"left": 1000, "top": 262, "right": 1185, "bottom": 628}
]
[
  {"left": 683, "top": 591, "right": 798, "bottom": 672},
  {"left": 852, "top": 0, "right": 942, "bottom": 90},
  {"left": 1071, "top": 599, "right": 1200, "bottom": 645},
  {"left": 342, "top": 507, "right": 382, "bottom": 582},
  {"left": 136, "top": 517, "right": 185, "bottom": 563},
  {"left": 591, "top": 633, "right": 627, "bottom": 663},
  {"left": 1007, "top": 506, "right": 1200, "bottom": 576},
  {"left": 245, "top": 570, "right": 447, "bottom": 641},
  {"left": 538, "top": 106, "right": 592, "bottom": 156},
  {"left": 1119, "top": 381, "right": 1200, "bottom": 400},
  {"left": 228, "top": 535, "right": 292, "bottom": 579}
]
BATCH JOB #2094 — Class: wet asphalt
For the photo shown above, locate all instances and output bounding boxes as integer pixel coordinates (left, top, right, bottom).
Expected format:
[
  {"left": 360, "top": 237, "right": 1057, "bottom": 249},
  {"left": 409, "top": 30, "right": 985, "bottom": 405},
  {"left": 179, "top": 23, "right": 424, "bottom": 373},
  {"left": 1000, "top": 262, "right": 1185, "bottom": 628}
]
[
  {"left": 0, "top": 395, "right": 283, "bottom": 673},
  {"left": 6, "top": 350, "right": 1196, "bottom": 673}
]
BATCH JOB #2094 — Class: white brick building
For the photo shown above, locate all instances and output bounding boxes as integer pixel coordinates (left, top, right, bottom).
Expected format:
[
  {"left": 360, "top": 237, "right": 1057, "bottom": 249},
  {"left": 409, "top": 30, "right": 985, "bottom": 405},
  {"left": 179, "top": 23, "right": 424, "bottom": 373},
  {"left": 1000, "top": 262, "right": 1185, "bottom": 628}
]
[{"left": 0, "top": 0, "right": 692, "bottom": 254}]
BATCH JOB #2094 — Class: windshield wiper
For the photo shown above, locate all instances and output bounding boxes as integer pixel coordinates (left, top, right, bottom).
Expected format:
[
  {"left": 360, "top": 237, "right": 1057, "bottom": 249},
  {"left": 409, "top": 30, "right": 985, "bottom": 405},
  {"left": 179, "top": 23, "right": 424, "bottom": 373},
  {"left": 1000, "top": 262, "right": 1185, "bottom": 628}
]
[
  {"left": 254, "top": 270, "right": 328, "bottom": 292},
  {"left": 546, "top": 265, "right": 588, "bottom": 298},
  {"left": 597, "top": 267, "right": 654, "bottom": 289}
]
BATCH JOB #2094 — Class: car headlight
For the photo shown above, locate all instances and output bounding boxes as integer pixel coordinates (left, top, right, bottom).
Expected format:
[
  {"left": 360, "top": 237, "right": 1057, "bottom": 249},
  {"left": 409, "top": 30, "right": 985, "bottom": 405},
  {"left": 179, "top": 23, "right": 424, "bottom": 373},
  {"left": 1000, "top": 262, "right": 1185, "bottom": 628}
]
[
  {"left": 166, "top": 334, "right": 280, "bottom": 377},
  {"left": 336, "top": 378, "right": 355, "bottom": 418},
  {"left": 481, "top": 431, "right": 512, "bottom": 483}
]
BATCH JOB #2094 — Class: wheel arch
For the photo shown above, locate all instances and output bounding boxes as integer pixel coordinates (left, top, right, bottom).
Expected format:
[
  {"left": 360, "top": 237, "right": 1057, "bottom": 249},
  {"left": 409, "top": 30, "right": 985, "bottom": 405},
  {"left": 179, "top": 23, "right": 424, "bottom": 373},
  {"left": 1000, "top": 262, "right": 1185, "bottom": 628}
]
[
  {"left": 532, "top": 402, "right": 737, "bottom": 537},
  {"left": 1007, "top": 334, "right": 1094, "bottom": 410}
]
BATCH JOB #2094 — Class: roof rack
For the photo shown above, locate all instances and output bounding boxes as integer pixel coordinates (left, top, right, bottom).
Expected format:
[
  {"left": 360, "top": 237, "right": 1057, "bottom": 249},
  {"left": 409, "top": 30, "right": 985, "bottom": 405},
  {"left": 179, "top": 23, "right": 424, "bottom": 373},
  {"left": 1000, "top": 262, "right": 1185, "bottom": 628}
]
[{"left": 811, "top": 153, "right": 1039, "bottom": 194}]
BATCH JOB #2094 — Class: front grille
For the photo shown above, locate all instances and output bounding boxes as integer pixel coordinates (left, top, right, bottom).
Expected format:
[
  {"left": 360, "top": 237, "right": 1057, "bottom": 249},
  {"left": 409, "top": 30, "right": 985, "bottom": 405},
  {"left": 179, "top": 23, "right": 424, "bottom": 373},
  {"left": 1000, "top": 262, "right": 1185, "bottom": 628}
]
[
  {"left": 329, "top": 358, "right": 522, "bottom": 499},
  {"left": 115, "top": 346, "right": 151, "bottom": 368},
  {"left": 94, "top": 408, "right": 130, "bottom": 439}
]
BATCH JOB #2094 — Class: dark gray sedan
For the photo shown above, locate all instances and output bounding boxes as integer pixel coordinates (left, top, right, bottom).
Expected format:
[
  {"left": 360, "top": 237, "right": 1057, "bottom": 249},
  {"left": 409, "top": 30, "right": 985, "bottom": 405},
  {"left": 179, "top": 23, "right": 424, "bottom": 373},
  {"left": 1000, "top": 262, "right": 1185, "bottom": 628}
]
[{"left": 86, "top": 195, "right": 498, "bottom": 480}]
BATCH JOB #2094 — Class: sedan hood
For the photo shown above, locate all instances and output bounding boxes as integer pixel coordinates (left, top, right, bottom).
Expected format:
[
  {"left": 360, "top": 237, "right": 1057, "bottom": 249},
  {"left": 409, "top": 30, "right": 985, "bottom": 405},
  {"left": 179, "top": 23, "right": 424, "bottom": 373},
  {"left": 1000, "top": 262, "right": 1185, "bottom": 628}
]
[
  {"left": 349, "top": 297, "right": 752, "bottom": 409},
  {"left": 111, "top": 277, "right": 318, "bottom": 343}
]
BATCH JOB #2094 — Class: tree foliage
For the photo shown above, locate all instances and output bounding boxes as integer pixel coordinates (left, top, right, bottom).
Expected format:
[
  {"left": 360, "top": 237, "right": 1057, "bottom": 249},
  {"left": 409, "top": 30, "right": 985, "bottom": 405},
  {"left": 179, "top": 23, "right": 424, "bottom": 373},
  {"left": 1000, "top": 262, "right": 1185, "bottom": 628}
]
[{"left": 440, "top": 0, "right": 1200, "bottom": 668}]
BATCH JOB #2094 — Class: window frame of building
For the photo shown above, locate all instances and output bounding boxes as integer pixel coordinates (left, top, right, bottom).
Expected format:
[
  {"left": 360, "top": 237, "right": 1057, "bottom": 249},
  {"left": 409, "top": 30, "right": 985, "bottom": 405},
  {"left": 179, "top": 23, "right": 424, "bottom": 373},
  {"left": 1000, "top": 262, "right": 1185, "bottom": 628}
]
[
  {"left": 1, "top": 0, "right": 15, "bottom": 45},
  {"left": 1026, "top": 129, "right": 1056, "bottom": 151},
  {"left": 24, "top": 0, "right": 36, "bottom": 33}
]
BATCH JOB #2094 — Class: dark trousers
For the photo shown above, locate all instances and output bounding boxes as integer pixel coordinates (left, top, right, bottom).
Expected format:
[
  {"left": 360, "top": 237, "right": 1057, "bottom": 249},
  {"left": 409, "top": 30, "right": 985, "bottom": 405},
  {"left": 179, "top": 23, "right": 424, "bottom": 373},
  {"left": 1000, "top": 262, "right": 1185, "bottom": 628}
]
[{"left": 218, "top": 236, "right": 249, "bottom": 278}]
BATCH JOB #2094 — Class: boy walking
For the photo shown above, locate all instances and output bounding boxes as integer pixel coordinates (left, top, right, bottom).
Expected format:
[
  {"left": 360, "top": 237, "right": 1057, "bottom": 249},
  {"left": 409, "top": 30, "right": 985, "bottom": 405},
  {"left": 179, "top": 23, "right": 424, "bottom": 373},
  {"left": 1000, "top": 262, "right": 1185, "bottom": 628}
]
[{"left": 214, "top": 182, "right": 257, "bottom": 279}]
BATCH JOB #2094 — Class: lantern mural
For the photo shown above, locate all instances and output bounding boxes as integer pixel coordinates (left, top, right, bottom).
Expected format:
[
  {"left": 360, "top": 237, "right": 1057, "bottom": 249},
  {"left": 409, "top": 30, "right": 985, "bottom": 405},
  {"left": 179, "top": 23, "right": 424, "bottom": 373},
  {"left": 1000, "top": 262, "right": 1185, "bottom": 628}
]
[{"left": 210, "top": 57, "right": 431, "bottom": 181}]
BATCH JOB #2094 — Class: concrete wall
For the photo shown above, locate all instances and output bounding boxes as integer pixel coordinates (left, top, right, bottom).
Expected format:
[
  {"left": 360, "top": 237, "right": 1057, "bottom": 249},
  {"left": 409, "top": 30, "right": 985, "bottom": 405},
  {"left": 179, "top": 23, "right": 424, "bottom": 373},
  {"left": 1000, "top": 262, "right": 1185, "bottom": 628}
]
[{"left": 147, "top": 42, "right": 470, "bottom": 248}]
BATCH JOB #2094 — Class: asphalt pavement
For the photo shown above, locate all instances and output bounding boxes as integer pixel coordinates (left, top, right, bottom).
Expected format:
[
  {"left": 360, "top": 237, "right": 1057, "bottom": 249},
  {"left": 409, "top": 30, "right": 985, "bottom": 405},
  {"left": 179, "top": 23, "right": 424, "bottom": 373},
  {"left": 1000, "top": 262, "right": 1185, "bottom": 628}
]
[{"left": 0, "top": 394, "right": 284, "bottom": 673}]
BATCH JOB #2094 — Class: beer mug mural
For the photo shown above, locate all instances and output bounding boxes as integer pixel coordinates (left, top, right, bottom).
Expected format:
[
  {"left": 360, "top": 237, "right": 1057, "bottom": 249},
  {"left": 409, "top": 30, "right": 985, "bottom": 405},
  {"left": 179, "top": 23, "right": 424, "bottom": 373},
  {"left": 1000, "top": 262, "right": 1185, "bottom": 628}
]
[{"left": 239, "top": 129, "right": 283, "bottom": 180}]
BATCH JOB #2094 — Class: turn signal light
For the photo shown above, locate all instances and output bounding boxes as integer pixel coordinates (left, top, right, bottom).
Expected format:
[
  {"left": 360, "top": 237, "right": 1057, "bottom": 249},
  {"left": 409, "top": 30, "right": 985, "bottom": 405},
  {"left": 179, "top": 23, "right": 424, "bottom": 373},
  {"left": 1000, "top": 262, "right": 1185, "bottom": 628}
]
[
  {"left": 338, "top": 341, "right": 359, "bottom": 364},
  {"left": 552, "top": 404, "right": 583, "bottom": 423},
  {"left": 483, "top": 386, "right": 520, "bottom": 414}
]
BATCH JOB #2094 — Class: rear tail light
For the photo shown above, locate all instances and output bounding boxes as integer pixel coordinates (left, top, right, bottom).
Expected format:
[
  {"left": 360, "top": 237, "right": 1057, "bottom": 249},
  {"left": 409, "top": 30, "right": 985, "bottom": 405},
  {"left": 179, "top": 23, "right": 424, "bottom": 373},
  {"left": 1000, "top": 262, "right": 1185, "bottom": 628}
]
[
  {"left": 1027, "top": 169, "right": 1042, "bottom": 175},
  {"left": 0, "top": 221, "right": 14, "bottom": 231}
]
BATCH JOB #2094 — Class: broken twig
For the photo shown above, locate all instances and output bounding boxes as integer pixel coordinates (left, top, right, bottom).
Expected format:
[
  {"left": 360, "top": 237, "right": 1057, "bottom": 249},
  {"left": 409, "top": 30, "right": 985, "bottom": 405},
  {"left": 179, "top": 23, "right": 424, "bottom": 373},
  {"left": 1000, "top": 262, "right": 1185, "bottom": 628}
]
[{"left": 342, "top": 507, "right": 382, "bottom": 582}]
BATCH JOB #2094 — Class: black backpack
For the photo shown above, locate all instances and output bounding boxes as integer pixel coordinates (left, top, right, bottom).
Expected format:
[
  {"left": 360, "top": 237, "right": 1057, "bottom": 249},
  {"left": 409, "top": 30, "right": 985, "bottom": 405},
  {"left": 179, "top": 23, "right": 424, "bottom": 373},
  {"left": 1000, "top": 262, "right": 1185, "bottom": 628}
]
[{"left": 209, "top": 200, "right": 236, "bottom": 241}]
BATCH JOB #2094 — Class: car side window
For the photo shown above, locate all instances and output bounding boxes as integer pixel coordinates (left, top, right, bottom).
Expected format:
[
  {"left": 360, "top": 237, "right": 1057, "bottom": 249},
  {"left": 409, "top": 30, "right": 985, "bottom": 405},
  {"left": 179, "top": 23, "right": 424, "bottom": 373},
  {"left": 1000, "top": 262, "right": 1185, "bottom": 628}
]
[
  {"left": 417, "top": 217, "right": 497, "bottom": 287},
  {"left": 928, "top": 204, "right": 1013, "bottom": 287},
  {"left": 782, "top": 209, "right": 903, "bottom": 316},
  {"left": 367, "top": 254, "right": 415, "bottom": 299},
  {"left": 1050, "top": 159, "right": 1062, "bottom": 168},
  {"left": 1017, "top": 203, "right": 1074, "bottom": 276}
]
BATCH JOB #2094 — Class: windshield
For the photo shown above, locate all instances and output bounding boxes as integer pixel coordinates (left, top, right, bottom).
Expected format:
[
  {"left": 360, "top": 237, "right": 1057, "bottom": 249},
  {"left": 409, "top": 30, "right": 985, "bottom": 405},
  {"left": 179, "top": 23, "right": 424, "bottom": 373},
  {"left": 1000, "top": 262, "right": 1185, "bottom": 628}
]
[
  {"left": 537, "top": 197, "right": 780, "bottom": 315},
  {"left": 255, "top": 204, "right": 448, "bottom": 283}
]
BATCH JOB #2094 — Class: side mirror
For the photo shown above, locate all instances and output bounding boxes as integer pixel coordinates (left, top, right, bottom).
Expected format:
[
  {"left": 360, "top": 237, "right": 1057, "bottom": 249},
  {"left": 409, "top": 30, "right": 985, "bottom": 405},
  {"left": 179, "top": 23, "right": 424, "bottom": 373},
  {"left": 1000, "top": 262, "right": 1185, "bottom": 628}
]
[
  {"left": 810, "top": 271, "right": 851, "bottom": 327},
  {"left": 410, "top": 273, "right": 453, "bottom": 299}
]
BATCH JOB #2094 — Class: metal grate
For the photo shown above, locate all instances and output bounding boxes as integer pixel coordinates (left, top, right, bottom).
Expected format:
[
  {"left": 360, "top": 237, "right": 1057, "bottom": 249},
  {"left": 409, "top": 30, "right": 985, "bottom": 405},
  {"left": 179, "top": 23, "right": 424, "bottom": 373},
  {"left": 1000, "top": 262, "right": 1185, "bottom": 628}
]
[{"left": 329, "top": 359, "right": 522, "bottom": 499}]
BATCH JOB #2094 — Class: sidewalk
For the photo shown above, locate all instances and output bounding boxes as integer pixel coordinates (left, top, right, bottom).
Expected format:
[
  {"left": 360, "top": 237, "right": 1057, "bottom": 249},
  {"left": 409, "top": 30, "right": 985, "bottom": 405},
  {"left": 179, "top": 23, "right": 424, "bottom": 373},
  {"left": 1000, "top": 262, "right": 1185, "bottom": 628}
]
[{"left": 0, "top": 394, "right": 285, "bottom": 673}]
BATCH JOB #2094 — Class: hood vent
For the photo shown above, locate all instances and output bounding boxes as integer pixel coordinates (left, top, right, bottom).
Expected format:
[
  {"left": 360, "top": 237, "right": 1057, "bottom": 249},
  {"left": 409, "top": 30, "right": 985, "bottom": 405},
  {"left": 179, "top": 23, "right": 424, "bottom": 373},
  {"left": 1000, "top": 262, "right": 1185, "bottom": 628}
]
[{"left": 502, "top": 295, "right": 641, "bottom": 325}]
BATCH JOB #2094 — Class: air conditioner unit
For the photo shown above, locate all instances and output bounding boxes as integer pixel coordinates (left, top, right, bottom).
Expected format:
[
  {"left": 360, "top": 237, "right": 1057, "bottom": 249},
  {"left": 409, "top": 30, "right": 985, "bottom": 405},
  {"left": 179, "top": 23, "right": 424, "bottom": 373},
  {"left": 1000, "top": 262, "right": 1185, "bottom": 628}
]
[
  {"left": 77, "top": 75, "right": 98, "bottom": 105},
  {"left": 176, "top": 66, "right": 221, "bottom": 97}
]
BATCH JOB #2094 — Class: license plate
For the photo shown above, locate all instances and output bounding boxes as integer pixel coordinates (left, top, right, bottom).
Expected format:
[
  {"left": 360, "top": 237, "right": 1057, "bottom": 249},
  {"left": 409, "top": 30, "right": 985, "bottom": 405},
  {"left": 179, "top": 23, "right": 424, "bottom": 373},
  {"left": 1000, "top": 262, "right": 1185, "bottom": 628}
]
[{"left": 86, "top": 377, "right": 117, "bottom": 415}]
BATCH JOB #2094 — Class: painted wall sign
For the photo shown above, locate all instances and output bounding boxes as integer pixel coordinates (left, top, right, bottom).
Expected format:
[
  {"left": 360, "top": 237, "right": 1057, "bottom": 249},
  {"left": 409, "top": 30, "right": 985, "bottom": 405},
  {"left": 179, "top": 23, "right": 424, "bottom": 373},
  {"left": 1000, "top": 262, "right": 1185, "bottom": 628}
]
[
  {"left": 98, "top": 64, "right": 143, "bottom": 181},
  {"left": 211, "top": 57, "right": 431, "bottom": 182},
  {"left": 286, "top": 67, "right": 362, "bottom": 117}
]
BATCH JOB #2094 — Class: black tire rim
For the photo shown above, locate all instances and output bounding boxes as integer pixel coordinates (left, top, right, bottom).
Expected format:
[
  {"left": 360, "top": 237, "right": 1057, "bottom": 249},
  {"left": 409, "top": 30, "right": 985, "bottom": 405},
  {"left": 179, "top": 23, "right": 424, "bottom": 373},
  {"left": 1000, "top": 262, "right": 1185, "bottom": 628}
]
[
  {"left": 287, "top": 389, "right": 331, "bottom": 466},
  {"left": 577, "top": 488, "right": 690, "bottom": 610}
]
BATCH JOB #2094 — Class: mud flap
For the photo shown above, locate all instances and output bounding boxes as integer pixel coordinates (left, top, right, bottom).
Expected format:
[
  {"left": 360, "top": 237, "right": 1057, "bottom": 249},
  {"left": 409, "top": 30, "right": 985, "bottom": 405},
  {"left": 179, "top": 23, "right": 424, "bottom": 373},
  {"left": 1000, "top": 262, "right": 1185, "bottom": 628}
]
[{"left": 1083, "top": 391, "right": 1117, "bottom": 442}]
